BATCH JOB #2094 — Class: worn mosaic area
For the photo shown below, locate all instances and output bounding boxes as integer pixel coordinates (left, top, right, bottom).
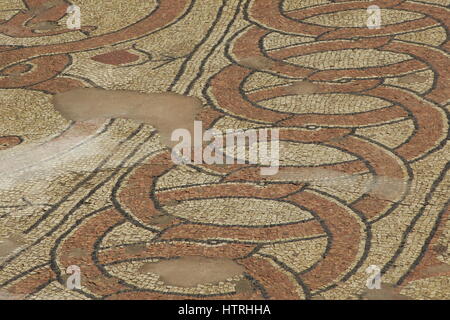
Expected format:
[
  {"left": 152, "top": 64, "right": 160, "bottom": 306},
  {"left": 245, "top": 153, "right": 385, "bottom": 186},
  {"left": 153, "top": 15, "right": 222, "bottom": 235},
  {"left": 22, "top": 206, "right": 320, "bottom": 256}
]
[{"left": 0, "top": 0, "right": 449, "bottom": 300}]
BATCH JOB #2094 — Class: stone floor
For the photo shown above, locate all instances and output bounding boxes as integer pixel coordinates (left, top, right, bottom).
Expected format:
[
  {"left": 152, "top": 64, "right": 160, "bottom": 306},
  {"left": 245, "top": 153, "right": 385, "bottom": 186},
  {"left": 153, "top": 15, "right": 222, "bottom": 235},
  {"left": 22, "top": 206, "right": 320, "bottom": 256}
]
[{"left": 0, "top": 0, "right": 449, "bottom": 300}]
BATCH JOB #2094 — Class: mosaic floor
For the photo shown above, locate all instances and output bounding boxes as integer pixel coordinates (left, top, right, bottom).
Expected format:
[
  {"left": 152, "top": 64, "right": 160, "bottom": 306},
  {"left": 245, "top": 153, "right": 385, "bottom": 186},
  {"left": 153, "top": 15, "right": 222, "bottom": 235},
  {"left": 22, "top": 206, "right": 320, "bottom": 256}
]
[{"left": 0, "top": 0, "right": 449, "bottom": 300}]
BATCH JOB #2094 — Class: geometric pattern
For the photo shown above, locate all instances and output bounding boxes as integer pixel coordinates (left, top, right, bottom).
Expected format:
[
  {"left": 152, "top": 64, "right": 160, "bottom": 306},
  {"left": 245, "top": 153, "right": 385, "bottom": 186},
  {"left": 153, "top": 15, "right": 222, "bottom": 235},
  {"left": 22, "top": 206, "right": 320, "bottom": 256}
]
[{"left": 0, "top": 0, "right": 449, "bottom": 299}]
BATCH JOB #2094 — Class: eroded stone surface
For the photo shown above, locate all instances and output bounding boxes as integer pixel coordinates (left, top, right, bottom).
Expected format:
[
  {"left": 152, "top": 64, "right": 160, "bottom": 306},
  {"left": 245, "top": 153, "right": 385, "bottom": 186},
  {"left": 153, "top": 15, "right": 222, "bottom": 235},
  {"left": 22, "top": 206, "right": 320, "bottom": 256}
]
[
  {"left": 148, "top": 214, "right": 174, "bottom": 226},
  {"left": 0, "top": 234, "right": 25, "bottom": 259},
  {"left": 424, "top": 263, "right": 450, "bottom": 276},
  {"left": 398, "top": 73, "right": 429, "bottom": 84},
  {"left": 270, "top": 168, "right": 408, "bottom": 201},
  {"left": 361, "top": 283, "right": 413, "bottom": 300},
  {"left": 238, "top": 56, "right": 275, "bottom": 70},
  {"left": 285, "top": 81, "right": 319, "bottom": 94},
  {"left": 0, "top": 289, "right": 26, "bottom": 300},
  {"left": 52, "top": 88, "right": 203, "bottom": 147},
  {"left": 125, "top": 244, "right": 147, "bottom": 254},
  {"left": 234, "top": 278, "right": 255, "bottom": 294},
  {"left": 139, "top": 256, "right": 245, "bottom": 287},
  {"left": 26, "top": 21, "right": 60, "bottom": 31}
]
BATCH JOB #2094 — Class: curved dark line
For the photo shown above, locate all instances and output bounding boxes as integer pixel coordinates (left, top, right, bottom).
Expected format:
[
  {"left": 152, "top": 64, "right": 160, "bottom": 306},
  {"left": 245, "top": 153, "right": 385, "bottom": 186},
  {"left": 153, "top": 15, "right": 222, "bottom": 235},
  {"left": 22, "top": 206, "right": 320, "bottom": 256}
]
[
  {"left": 184, "top": 0, "right": 241, "bottom": 94},
  {"left": 257, "top": 252, "right": 312, "bottom": 299},
  {"left": 397, "top": 198, "right": 450, "bottom": 285},
  {"left": 347, "top": 133, "right": 413, "bottom": 223},
  {"left": 302, "top": 188, "right": 371, "bottom": 295},
  {"left": 110, "top": 150, "right": 173, "bottom": 233},
  {"left": 381, "top": 161, "right": 450, "bottom": 277},
  {"left": 167, "top": 0, "right": 228, "bottom": 92},
  {"left": 0, "top": 262, "right": 49, "bottom": 288}
]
